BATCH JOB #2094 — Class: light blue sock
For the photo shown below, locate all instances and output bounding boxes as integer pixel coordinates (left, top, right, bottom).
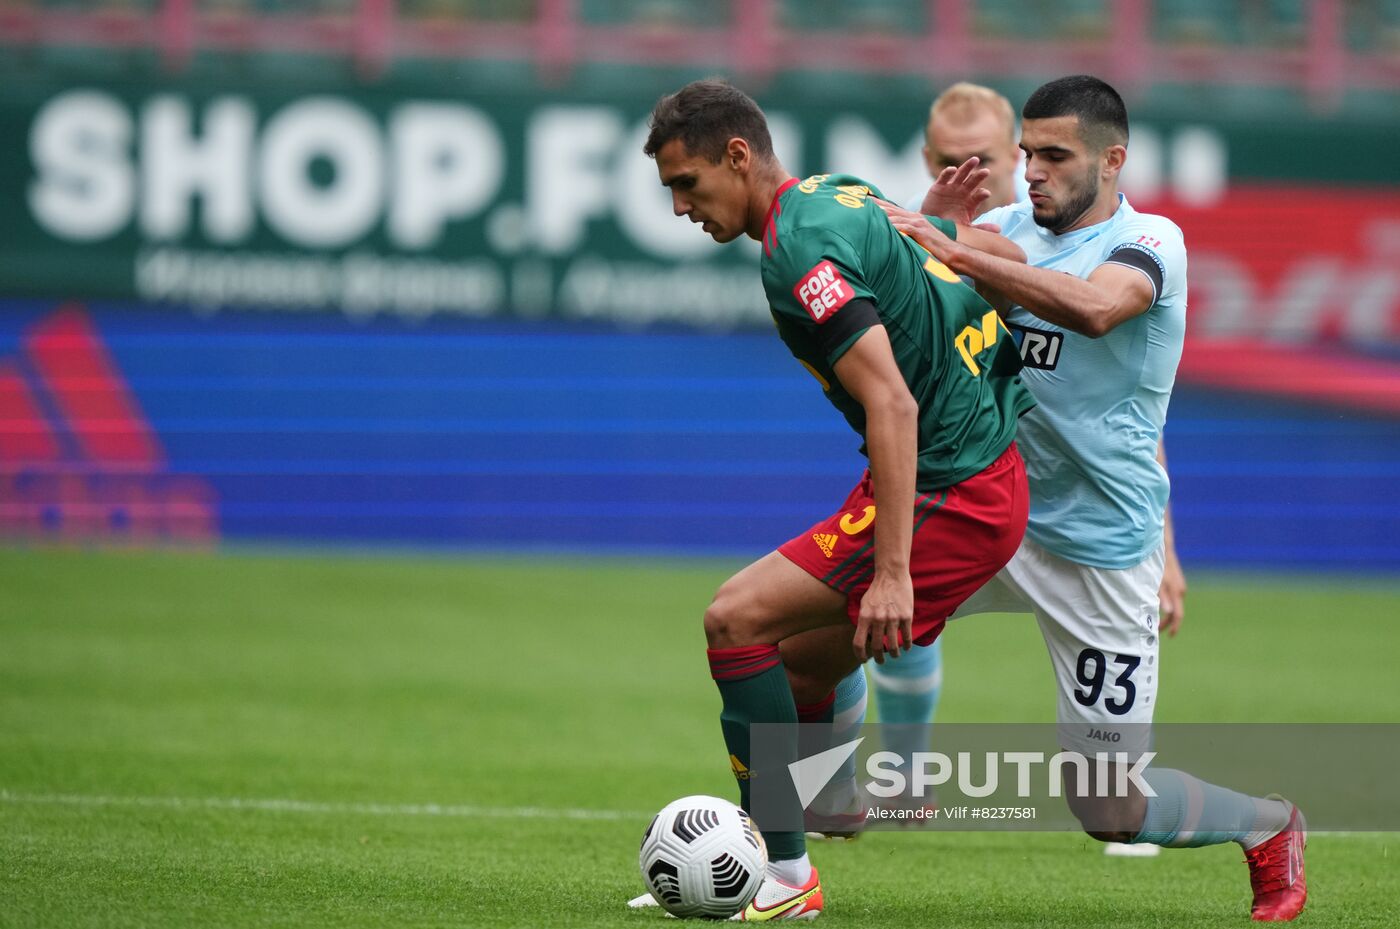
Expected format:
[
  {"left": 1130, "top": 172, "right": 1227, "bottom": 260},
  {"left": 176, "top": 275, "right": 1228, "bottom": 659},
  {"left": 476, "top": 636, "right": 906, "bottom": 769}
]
[
  {"left": 1133, "top": 767, "right": 1291, "bottom": 848},
  {"left": 831, "top": 669, "right": 867, "bottom": 783},
  {"left": 871, "top": 639, "right": 942, "bottom": 765},
  {"left": 806, "top": 668, "right": 867, "bottom": 814}
]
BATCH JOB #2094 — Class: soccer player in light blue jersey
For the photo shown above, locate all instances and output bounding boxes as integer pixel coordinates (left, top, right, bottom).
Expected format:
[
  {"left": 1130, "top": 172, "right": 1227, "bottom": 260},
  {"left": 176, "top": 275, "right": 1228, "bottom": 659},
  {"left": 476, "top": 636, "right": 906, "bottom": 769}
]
[
  {"left": 813, "top": 82, "right": 1187, "bottom": 835},
  {"left": 880, "top": 76, "right": 1306, "bottom": 922}
]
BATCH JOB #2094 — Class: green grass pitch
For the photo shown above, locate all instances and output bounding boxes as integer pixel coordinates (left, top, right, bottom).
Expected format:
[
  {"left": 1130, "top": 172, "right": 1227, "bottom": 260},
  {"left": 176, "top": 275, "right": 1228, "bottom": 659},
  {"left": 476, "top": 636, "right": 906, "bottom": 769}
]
[{"left": 2, "top": 547, "right": 1397, "bottom": 928}]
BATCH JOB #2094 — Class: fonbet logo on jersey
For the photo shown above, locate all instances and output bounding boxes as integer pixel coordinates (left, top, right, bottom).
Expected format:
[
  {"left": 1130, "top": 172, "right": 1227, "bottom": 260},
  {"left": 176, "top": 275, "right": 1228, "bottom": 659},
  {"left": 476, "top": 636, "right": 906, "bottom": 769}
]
[{"left": 794, "top": 260, "right": 854, "bottom": 323}]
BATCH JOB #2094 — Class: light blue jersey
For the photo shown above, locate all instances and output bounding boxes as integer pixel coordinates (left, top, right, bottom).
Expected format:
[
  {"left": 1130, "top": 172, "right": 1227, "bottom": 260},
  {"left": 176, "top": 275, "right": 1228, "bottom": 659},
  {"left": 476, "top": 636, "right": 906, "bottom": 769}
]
[{"left": 976, "top": 194, "right": 1187, "bottom": 568}]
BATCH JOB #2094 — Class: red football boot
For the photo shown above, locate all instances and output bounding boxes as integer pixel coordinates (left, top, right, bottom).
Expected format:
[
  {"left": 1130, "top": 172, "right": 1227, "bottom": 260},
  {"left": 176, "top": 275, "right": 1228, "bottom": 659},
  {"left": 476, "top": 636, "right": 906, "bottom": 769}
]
[{"left": 1244, "top": 798, "right": 1307, "bottom": 921}]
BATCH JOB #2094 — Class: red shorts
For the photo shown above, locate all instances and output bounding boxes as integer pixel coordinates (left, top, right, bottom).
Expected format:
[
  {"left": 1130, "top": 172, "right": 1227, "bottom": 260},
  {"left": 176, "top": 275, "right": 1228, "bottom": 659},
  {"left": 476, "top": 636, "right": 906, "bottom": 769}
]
[{"left": 778, "top": 442, "right": 1028, "bottom": 647}]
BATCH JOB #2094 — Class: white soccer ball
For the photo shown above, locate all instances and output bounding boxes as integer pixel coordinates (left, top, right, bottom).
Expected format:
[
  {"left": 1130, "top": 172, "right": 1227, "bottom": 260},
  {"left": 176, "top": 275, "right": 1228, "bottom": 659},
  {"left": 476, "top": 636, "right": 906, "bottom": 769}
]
[{"left": 638, "top": 795, "right": 768, "bottom": 919}]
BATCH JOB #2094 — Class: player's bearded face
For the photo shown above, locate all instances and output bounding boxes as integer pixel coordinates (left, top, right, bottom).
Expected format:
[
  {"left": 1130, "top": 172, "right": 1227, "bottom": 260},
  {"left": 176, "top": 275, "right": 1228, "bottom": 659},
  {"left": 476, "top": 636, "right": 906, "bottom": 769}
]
[
  {"left": 1032, "top": 161, "right": 1100, "bottom": 235},
  {"left": 1022, "top": 116, "right": 1111, "bottom": 235}
]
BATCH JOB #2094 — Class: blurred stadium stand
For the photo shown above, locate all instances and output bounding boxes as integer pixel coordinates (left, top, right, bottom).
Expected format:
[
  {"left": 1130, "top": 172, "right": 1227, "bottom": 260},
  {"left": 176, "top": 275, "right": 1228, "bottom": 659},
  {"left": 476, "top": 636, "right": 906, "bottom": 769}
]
[
  {"left": 0, "top": 1, "right": 1396, "bottom": 110},
  {"left": 0, "top": 0, "right": 1396, "bottom": 568}
]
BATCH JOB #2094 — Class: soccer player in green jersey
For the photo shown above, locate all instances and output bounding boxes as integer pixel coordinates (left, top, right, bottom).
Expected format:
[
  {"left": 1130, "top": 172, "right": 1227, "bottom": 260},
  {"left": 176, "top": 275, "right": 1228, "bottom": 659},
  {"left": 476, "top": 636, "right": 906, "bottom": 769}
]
[{"left": 636, "top": 78, "right": 1034, "bottom": 920}]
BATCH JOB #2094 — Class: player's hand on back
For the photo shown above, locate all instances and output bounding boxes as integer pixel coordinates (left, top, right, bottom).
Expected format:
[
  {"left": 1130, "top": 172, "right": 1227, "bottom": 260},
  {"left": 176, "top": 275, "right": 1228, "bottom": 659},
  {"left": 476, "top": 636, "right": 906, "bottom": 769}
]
[
  {"left": 875, "top": 200, "right": 959, "bottom": 262},
  {"left": 919, "top": 156, "right": 992, "bottom": 224},
  {"left": 853, "top": 570, "right": 915, "bottom": 664}
]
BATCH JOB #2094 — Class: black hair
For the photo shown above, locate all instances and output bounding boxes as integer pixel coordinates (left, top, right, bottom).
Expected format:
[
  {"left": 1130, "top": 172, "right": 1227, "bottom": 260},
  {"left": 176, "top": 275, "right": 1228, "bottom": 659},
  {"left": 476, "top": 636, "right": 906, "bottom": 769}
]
[
  {"left": 1022, "top": 75, "right": 1129, "bottom": 149},
  {"left": 643, "top": 78, "right": 774, "bottom": 163}
]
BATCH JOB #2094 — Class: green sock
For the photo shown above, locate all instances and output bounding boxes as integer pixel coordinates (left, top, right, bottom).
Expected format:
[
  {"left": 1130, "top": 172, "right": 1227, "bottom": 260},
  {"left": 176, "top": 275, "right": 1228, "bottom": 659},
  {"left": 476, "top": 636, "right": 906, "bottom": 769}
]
[{"left": 708, "top": 644, "right": 806, "bottom": 861}]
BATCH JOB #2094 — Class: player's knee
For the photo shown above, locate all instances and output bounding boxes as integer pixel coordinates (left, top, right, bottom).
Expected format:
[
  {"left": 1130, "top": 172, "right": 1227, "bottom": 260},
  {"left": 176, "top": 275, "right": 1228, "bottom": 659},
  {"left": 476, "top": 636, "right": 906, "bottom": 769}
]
[
  {"left": 703, "top": 583, "right": 761, "bottom": 648},
  {"left": 1068, "top": 799, "right": 1133, "bottom": 842},
  {"left": 1065, "top": 785, "right": 1145, "bottom": 843}
]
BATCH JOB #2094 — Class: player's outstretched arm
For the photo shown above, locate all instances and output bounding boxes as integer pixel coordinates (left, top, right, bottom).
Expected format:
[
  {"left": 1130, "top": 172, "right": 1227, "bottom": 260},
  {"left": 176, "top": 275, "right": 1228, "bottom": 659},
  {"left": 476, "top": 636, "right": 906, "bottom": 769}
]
[
  {"left": 880, "top": 203, "right": 1153, "bottom": 338},
  {"left": 832, "top": 324, "right": 916, "bottom": 665},
  {"left": 876, "top": 201, "right": 1023, "bottom": 311},
  {"left": 876, "top": 199, "right": 1025, "bottom": 268},
  {"left": 876, "top": 198, "right": 1026, "bottom": 267},
  {"left": 950, "top": 222, "right": 1026, "bottom": 266}
]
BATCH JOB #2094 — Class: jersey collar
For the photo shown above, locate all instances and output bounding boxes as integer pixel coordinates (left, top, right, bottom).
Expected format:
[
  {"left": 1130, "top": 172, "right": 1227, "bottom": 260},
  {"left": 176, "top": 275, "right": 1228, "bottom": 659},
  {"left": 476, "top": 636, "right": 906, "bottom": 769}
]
[{"left": 762, "top": 177, "right": 800, "bottom": 256}]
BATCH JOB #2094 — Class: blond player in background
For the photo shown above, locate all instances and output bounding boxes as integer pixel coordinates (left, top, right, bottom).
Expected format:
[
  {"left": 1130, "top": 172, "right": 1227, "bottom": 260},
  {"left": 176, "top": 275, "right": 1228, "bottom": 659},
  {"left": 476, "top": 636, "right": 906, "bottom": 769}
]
[{"left": 915, "top": 82, "right": 1027, "bottom": 210}]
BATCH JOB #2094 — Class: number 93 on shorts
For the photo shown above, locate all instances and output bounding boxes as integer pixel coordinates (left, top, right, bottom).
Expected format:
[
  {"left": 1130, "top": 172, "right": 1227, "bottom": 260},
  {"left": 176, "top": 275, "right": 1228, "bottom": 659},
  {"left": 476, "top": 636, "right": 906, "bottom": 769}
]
[{"left": 950, "top": 536, "right": 1164, "bottom": 759}]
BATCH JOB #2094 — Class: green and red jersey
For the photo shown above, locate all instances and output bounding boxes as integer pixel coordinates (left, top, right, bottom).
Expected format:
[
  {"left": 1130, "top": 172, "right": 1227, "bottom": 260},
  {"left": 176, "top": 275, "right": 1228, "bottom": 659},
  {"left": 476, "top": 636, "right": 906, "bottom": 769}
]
[{"left": 760, "top": 172, "right": 1035, "bottom": 491}]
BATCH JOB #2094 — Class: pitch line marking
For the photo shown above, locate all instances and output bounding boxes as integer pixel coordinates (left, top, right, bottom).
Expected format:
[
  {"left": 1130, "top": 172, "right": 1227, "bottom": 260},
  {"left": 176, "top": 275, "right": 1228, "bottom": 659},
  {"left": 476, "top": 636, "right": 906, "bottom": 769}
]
[
  {"left": 0, "top": 789, "right": 647, "bottom": 822},
  {"left": 0, "top": 791, "right": 1383, "bottom": 838}
]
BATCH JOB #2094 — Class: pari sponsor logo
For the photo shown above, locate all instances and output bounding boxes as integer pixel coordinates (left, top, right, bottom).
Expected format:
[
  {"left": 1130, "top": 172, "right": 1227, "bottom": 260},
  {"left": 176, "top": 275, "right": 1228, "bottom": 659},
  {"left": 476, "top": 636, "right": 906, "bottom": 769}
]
[
  {"left": 0, "top": 306, "right": 218, "bottom": 545},
  {"left": 1009, "top": 323, "right": 1063, "bottom": 371},
  {"left": 786, "top": 738, "right": 1157, "bottom": 808}
]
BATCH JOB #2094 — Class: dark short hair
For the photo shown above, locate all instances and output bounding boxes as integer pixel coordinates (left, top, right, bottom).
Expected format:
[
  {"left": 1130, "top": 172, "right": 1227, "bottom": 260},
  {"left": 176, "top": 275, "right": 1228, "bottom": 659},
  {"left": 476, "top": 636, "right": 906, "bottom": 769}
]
[
  {"left": 643, "top": 78, "right": 774, "bottom": 163},
  {"left": 1022, "top": 75, "right": 1128, "bottom": 150}
]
